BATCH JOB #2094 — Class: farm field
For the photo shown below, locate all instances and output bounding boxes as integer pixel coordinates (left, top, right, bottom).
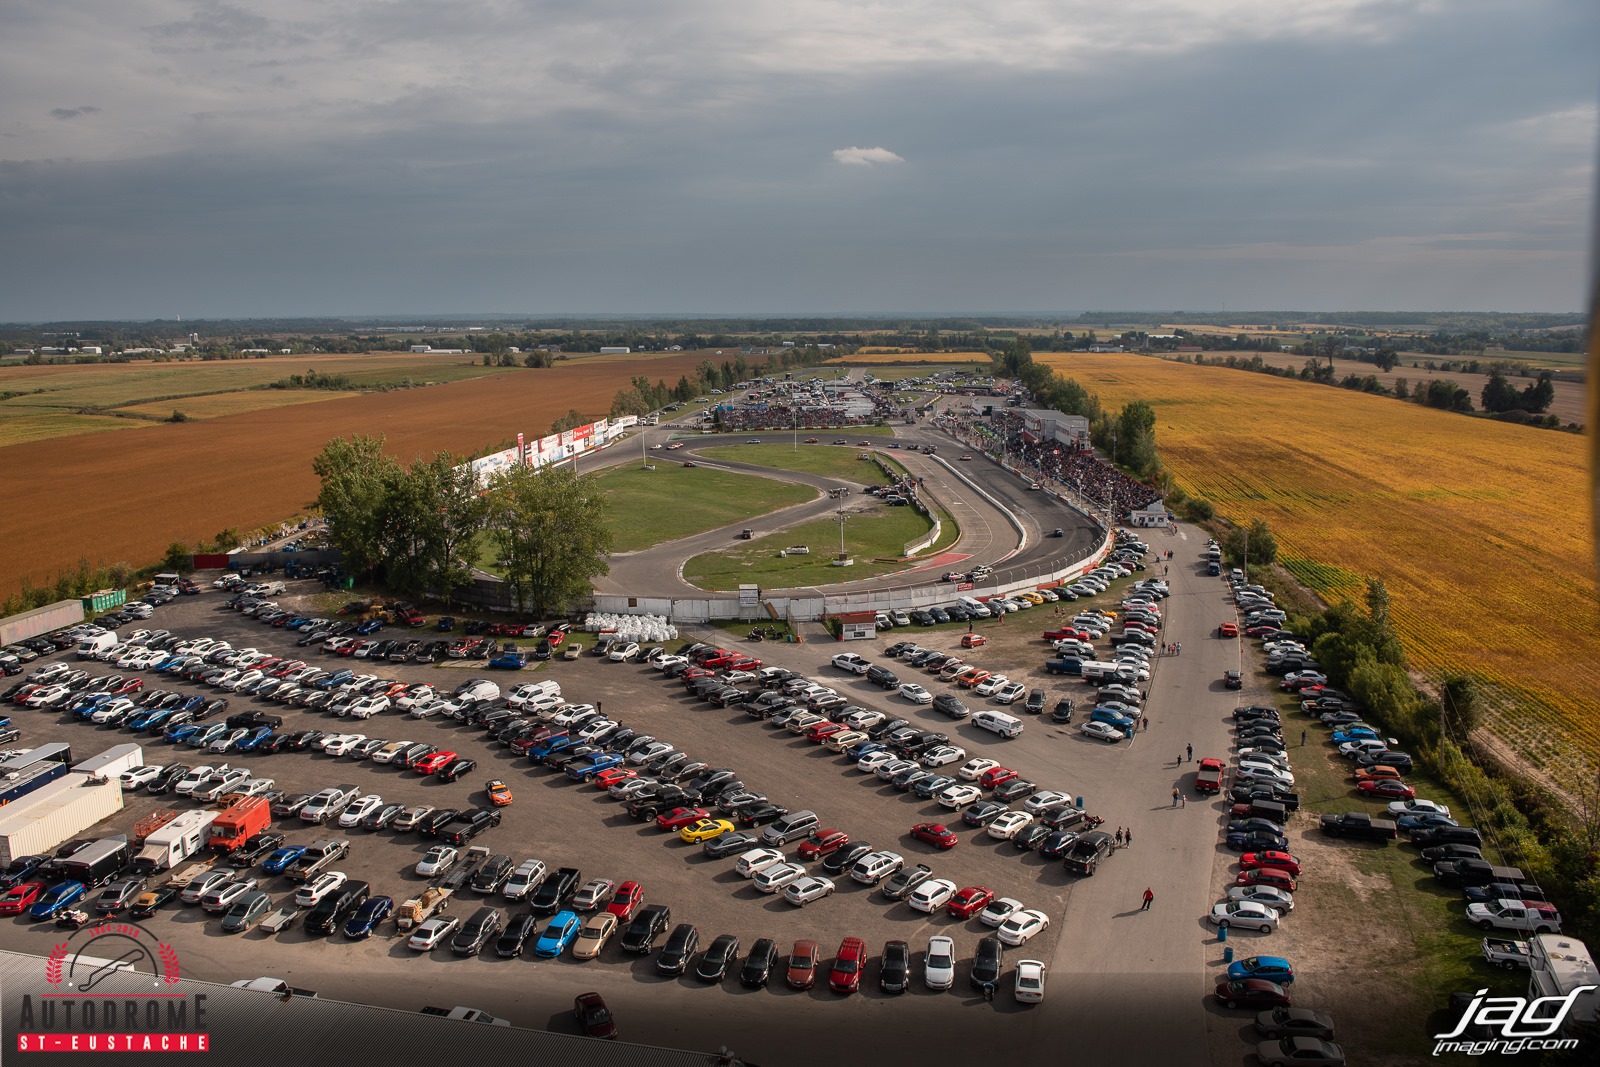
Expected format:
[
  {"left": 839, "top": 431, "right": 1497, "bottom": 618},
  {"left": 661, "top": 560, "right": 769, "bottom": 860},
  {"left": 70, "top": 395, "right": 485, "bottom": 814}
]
[
  {"left": 0, "top": 350, "right": 732, "bottom": 598},
  {"left": 845, "top": 350, "right": 992, "bottom": 363},
  {"left": 118, "top": 388, "right": 360, "bottom": 419},
  {"left": 1037, "top": 353, "right": 1597, "bottom": 785}
]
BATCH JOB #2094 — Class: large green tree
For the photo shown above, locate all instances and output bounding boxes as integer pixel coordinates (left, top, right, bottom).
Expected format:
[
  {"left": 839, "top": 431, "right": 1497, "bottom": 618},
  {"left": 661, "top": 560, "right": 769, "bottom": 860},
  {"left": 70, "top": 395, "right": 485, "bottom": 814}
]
[
  {"left": 313, "top": 435, "right": 402, "bottom": 578},
  {"left": 375, "top": 452, "right": 485, "bottom": 601},
  {"left": 1115, "top": 400, "right": 1159, "bottom": 477},
  {"left": 486, "top": 464, "right": 614, "bottom": 616}
]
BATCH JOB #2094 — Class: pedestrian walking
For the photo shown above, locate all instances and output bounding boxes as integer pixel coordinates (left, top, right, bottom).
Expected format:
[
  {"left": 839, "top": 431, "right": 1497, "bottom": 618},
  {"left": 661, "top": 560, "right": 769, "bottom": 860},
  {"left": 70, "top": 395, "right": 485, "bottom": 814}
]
[
  {"left": 1186, "top": 742, "right": 1193, "bottom": 762},
  {"left": 1301, "top": 730, "right": 1308, "bottom": 746},
  {"left": 1115, "top": 826, "right": 1124, "bottom": 846},
  {"left": 1176, "top": 642, "right": 1182, "bottom": 655},
  {"left": 1171, "top": 787, "right": 1180, "bottom": 807},
  {"left": 1141, "top": 887, "right": 1154, "bottom": 911},
  {"left": 1141, "top": 716, "right": 1149, "bottom": 731},
  {"left": 1180, "top": 792, "right": 1186, "bottom": 808},
  {"left": 1125, "top": 828, "right": 1133, "bottom": 846}
]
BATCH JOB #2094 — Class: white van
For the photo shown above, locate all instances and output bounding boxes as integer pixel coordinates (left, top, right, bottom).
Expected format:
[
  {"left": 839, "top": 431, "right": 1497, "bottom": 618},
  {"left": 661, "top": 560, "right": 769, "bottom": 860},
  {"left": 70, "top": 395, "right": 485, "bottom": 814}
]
[
  {"left": 971, "top": 710, "right": 1024, "bottom": 739},
  {"left": 76, "top": 632, "right": 118, "bottom": 659},
  {"left": 958, "top": 596, "right": 993, "bottom": 619}
]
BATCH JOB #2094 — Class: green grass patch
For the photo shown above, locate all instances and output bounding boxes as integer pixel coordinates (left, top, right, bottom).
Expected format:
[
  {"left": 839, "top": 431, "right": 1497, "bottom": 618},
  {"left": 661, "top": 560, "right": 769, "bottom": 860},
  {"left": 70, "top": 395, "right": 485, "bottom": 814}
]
[
  {"left": 683, "top": 505, "right": 936, "bottom": 591},
  {"left": 698, "top": 443, "right": 894, "bottom": 483}
]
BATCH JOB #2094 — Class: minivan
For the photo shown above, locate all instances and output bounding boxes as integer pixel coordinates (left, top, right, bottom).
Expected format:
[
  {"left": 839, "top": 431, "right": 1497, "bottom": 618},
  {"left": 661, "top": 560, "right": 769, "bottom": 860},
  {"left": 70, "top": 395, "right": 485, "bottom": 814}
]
[{"left": 762, "top": 810, "right": 820, "bottom": 846}]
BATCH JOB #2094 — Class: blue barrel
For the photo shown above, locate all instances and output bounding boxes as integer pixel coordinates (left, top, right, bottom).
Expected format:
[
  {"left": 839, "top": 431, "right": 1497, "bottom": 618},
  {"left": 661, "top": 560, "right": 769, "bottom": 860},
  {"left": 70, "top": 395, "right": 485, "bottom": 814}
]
[
  {"left": 1218, "top": 924, "right": 1228, "bottom": 943},
  {"left": 1223, "top": 946, "right": 1234, "bottom": 963}
]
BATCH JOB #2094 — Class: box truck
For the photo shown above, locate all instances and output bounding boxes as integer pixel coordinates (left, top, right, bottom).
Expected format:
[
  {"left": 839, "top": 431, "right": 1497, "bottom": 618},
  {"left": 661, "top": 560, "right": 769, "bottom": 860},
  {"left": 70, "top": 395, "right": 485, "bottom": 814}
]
[{"left": 209, "top": 796, "right": 271, "bottom": 852}]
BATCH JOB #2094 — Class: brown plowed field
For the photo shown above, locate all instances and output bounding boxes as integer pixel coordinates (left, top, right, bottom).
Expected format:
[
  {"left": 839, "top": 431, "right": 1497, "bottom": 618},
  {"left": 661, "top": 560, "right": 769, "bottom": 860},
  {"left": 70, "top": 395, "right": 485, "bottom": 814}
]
[{"left": 0, "top": 352, "right": 716, "bottom": 595}]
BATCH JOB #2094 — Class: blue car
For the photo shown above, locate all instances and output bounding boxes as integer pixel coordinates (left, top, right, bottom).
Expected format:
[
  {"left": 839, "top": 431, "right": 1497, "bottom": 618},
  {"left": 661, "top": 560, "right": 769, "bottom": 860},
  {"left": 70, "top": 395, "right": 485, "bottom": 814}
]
[
  {"left": 848, "top": 741, "right": 885, "bottom": 761},
  {"left": 179, "top": 695, "right": 208, "bottom": 714},
  {"left": 234, "top": 726, "right": 274, "bottom": 753},
  {"left": 1090, "top": 708, "right": 1136, "bottom": 730},
  {"left": 29, "top": 880, "right": 88, "bottom": 919},
  {"left": 342, "top": 896, "right": 393, "bottom": 939},
  {"left": 528, "top": 736, "right": 573, "bottom": 761},
  {"left": 313, "top": 669, "right": 354, "bottom": 691},
  {"left": 565, "top": 752, "right": 624, "bottom": 782},
  {"left": 126, "top": 709, "right": 159, "bottom": 731},
  {"left": 164, "top": 723, "right": 202, "bottom": 744},
  {"left": 355, "top": 619, "right": 383, "bottom": 636},
  {"left": 1396, "top": 812, "right": 1458, "bottom": 833},
  {"left": 262, "top": 847, "right": 308, "bottom": 876},
  {"left": 533, "top": 911, "right": 582, "bottom": 958},
  {"left": 142, "top": 709, "right": 180, "bottom": 734},
  {"left": 1331, "top": 727, "right": 1379, "bottom": 745},
  {"left": 488, "top": 653, "right": 526, "bottom": 670},
  {"left": 1226, "top": 955, "right": 1295, "bottom": 985}
]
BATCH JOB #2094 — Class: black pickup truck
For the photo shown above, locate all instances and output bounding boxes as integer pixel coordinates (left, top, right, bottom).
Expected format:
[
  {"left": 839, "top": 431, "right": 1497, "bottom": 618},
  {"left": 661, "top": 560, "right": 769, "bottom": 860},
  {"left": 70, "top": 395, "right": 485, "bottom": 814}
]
[{"left": 1319, "top": 812, "right": 1398, "bottom": 841}]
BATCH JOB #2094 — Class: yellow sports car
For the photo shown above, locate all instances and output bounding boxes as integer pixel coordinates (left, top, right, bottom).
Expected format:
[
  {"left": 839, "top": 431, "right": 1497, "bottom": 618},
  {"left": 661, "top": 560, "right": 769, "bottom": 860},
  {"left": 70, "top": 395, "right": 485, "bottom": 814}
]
[
  {"left": 678, "top": 818, "right": 735, "bottom": 844},
  {"left": 570, "top": 912, "right": 618, "bottom": 960}
]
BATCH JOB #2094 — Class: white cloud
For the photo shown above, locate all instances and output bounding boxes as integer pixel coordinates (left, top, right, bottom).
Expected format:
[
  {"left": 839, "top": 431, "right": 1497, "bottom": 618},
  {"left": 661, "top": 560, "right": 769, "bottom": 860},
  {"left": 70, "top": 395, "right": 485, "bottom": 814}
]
[{"left": 832, "top": 146, "right": 904, "bottom": 167}]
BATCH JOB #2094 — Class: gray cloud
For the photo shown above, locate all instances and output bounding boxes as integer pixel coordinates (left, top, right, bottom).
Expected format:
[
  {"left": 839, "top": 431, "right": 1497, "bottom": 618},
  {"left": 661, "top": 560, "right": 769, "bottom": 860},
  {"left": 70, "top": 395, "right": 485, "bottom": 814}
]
[
  {"left": 48, "top": 105, "right": 99, "bottom": 120},
  {"left": 0, "top": 0, "right": 1594, "bottom": 317}
]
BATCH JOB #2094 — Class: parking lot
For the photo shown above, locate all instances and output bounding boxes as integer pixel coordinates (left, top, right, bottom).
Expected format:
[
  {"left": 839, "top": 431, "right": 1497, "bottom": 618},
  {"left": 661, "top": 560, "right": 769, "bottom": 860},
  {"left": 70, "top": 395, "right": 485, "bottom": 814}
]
[{"left": 0, "top": 536, "right": 1265, "bottom": 1065}]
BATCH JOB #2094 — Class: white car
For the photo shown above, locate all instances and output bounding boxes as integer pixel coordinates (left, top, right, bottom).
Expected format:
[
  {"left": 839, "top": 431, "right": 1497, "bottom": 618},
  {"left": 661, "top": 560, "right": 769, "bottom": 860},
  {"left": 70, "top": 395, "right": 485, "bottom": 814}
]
[
  {"left": 876, "top": 759, "right": 920, "bottom": 783},
  {"left": 627, "top": 741, "right": 675, "bottom": 765},
  {"left": 1208, "top": 901, "right": 1281, "bottom": 933},
  {"left": 119, "top": 765, "right": 166, "bottom": 790},
  {"left": 987, "top": 811, "right": 1036, "bottom": 840},
  {"left": 1014, "top": 959, "right": 1047, "bottom": 1003},
  {"left": 752, "top": 862, "right": 807, "bottom": 894},
  {"left": 320, "top": 734, "right": 368, "bottom": 757},
  {"left": 346, "top": 696, "right": 391, "bottom": 720},
  {"left": 394, "top": 685, "right": 436, "bottom": 711},
  {"left": 1339, "top": 739, "right": 1390, "bottom": 759},
  {"left": 997, "top": 909, "right": 1051, "bottom": 946},
  {"left": 782, "top": 875, "right": 836, "bottom": 906},
  {"left": 370, "top": 740, "right": 415, "bottom": 764},
  {"left": 924, "top": 935, "right": 956, "bottom": 990},
  {"left": 1225, "top": 885, "right": 1295, "bottom": 913},
  {"left": 338, "top": 794, "right": 383, "bottom": 828},
  {"left": 957, "top": 757, "right": 1000, "bottom": 782},
  {"left": 831, "top": 653, "right": 871, "bottom": 674},
  {"left": 992, "top": 682, "right": 1027, "bottom": 704},
  {"left": 173, "top": 764, "right": 223, "bottom": 796},
  {"left": 1388, "top": 799, "right": 1452, "bottom": 818},
  {"left": 406, "top": 916, "right": 460, "bottom": 952},
  {"left": 920, "top": 745, "right": 967, "bottom": 768},
  {"left": 1023, "top": 791, "right": 1073, "bottom": 815},
  {"left": 972, "top": 675, "right": 1010, "bottom": 697},
  {"left": 857, "top": 751, "right": 898, "bottom": 774},
  {"left": 551, "top": 703, "right": 599, "bottom": 727},
  {"left": 294, "top": 871, "right": 348, "bottom": 908},
  {"left": 1080, "top": 721, "right": 1123, "bottom": 742},
  {"left": 734, "top": 848, "right": 786, "bottom": 878},
  {"left": 898, "top": 683, "right": 933, "bottom": 704},
  {"left": 607, "top": 642, "right": 641, "bottom": 662},
  {"left": 934, "top": 783, "right": 979, "bottom": 809},
  {"left": 978, "top": 896, "right": 1025, "bottom": 927},
  {"left": 908, "top": 878, "right": 958, "bottom": 913},
  {"left": 654, "top": 655, "right": 688, "bottom": 672},
  {"left": 840, "top": 709, "right": 886, "bottom": 731},
  {"left": 1237, "top": 749, "right": 1291, "bottom": 769},
  {"left": 415, "top": 846, "right": 458, "bottom": 877},
  {"left": 195, "top": 768, "right": 251, "bottom": 801}
]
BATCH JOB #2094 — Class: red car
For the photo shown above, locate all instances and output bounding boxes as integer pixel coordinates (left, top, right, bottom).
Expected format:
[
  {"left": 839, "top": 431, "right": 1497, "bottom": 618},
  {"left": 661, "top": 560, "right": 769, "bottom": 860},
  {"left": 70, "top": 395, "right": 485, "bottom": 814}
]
[
  {"left": 594, "top": 768, "right": 637, "bottom": 790},
  {"left": 1245, "top": 624, "right": 1282, "bottom": 637},
  {"left": 412, "top": 751, "right": 458, "bottom": 776},
  {"left": 0, "top": 881, "right": 46, "bottom": 916},
  {"left": 979, "top": 766, "right": 1018, "bottom": 791},
  {"left": 805, "top": 722, "right": 847, "bottom": 744},
  {"left": 727, "top": 657, "right": 762, "bottom": 672},
  {"left": 655, "top": 807, "right": 710, "bottom": 831},
  {"left": 1357, "top": 779, "right": 1415, "bottom": 800},
  {"left": 680, "top": 667, "right": 715, "bottom": 687},
  {"left": 797, "top": 829, "right": 850, "bottom": 860},
  {"left": 828, "top": 937, "right": 867, "bottom": 994},
  {"left": 1235, "top": 868, "right": 1298, "bottom": 893},
  {"left": 787, "top": 940, "right": 820, "bottom": 990},
  {"left": 606, "top": 880, "right": 644, "bottom": 922},
  {"left": 909, "top": 823, "right": 958, "bottom": 850},
  {"left": 702, "top": 653, "right": 740, "bottom": 669},
  {"left": 271, "top": 660, "right": 306, "bottom": 677},
  {"left": 106, "top": 678, "right": 142, "bottom": 696},
  {"left": 1215, "top": 979, "right": 1292, "bottom": 1010},
  {"left": 1240, "top": 851, "right": 1303, "bottom": 877},
  {"left": 546, "top": 629, "right": 566, "bottom": 648},
  {"left": 1218, "top": 622, "right": 1239, "bottom": 638},
  {"left": 960, "top": 633, "right": 988, "bottom": 648},
  {"left": 946, "top": 886, "right": 995, "bottom": 920},
  {"left": 573, "top": 991, "right": 617, "bottom": 1039}
]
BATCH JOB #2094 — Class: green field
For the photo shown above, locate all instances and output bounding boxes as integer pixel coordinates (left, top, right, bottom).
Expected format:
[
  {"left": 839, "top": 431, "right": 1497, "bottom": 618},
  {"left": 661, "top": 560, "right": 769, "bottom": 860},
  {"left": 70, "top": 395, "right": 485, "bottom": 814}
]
[
  {"left": 599, "top": 463, "right": 818, "bottom": 552},
  {"left": 698, "top": 443, "right": 895, "bottom": 484},
  {"left": 681, "top": 503, "right": 943, "bottom": 590}
]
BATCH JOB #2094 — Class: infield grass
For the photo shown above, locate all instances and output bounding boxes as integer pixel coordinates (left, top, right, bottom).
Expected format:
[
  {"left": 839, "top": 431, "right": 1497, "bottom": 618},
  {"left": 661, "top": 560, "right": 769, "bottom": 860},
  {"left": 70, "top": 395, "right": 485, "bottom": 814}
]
[
  {"left": 697, "top": 443, "right": 895, "bottom": 484},
  {"left": 681, "top": 503, "right": 936, "bottom": 591}
]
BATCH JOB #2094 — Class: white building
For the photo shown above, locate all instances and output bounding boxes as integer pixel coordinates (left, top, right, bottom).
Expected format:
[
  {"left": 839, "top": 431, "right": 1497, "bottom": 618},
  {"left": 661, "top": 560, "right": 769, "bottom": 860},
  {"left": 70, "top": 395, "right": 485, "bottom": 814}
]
[
  {"left": 1129, "top": 499, "right": 1171, "bottom": 527},
  {"left": 599, "top": 346, "right": 631, "bottom": 355}
]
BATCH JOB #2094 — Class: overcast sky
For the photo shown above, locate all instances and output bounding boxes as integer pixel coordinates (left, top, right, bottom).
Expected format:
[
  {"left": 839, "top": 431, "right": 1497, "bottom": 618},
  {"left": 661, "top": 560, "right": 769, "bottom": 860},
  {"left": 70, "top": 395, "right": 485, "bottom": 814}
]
[{"left": 1, "top": 0, "right": 1595, "bottom": 319}]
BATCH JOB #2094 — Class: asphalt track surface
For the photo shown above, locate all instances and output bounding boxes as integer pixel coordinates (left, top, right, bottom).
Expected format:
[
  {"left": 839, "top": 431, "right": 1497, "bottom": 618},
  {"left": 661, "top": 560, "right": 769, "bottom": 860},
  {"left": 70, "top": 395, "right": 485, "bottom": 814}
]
[{"left": 590, "top": 401, "right": 1104, "bottom": 602}]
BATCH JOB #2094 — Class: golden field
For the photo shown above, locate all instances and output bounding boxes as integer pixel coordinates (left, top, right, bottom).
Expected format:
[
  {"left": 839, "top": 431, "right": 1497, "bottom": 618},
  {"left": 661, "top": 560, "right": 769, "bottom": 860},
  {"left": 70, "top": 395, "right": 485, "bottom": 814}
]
[
  {"left": 846, "top": 350, "right": 992, "bottom": 362},
  {"left": 1037, "top": 353, "right": 1598, "bottom": 781}
]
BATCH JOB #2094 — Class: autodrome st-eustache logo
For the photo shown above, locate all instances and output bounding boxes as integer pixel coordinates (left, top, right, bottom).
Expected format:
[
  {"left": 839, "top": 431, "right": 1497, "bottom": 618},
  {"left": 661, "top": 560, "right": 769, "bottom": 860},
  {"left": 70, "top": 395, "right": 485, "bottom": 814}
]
[{"left": 15, "top": 922, "right": 211, "bottom": 1052}]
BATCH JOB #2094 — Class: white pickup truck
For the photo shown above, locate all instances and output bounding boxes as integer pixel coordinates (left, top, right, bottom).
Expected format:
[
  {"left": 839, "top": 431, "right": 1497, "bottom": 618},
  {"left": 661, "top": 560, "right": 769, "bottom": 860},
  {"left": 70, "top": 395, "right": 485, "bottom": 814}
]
[
  {"left": 1465, "top": 899, "right": 1562, "bottom": 934},
  {"left": 1480, "top": 938, "right": 1531, "bottom": 970},
  {"left": 420, "top": 1006, "right": 510, "bottom": 1026}
]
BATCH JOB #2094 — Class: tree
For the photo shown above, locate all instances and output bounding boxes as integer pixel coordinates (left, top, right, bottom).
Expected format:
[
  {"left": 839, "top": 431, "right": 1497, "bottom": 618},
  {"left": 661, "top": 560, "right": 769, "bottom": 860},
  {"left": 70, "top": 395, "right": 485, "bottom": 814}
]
[
  {"left": 313, "top": 435, "right": 402, "bottom": 578},
  {"left": 1373, "top": 348, "right": 1399, "bottom": 372},
  {"left": 486, "top": 465, "right": 613, "bottom": 616},
  {"left": 1365, "top": 578, "right": 1391, "bottom": 628},
  {"left": 1518, "top": 372, "right": 1555, "bottom": 413},
  {"left": 550, "top": 409, "right": 589, "bottom": 434},
  {"left": 1481, "top": 370, "right": 1519, "bottom": 412},
  {"left": 1114, "top": 400, "right": 1158, "bottom": 477},
  {"left": 1439, "top": 673, "right": 1484, "bottom": 735},
  {"left": 1223, "top": 519, "right": 1277, "bottom": 569}
]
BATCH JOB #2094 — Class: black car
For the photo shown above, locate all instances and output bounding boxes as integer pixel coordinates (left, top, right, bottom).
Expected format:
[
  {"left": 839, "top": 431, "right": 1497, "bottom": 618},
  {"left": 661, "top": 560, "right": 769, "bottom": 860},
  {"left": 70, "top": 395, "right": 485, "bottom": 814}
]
[
  {"left": 880, "top": 863, "right": 932, "bottom": 902},
  {"left": 963, "top": 800, "right": 1009, "bottom": 827},
  {"left": 451, "top": 906, "right": 504, "bottom": 956},
  {"left": 146, "top": 764, "right": 191, "bottom": 795},
  {"left": 701, "top": 831, "right": 759, "bottom": 859},
  {"left": 436, "top": 758, "right": 478, "bottom": 783},
  {"left": 1024, "top": 689, "right": 1047, "bottom": 714},
  {"left": 993, "top": 779, "right": 1036, "bottom": 803},
  {"left": 305, "top": 880, "right": 370, "bottom": 935},
  {"left": 740, "top": 937, "right": 778, "bottom": 988},
  {"left": 731, "top": 802, "right": 789, "bottom": 827},
  {"left": 495, "top": 912, "right": 540, "bottom": 957},
  {"left": 229, "top": 832, "right": 285, "bottom": 866},
  {"left": 694, "top": 933, "right": 740, "bottom": 983},
  {"left": 226, "top": 711, "right": 282, "bottom": 730},
  {"left": 1037, "top": 830, "right": 1081, "bottom": 859},
  {"left": 128, "top": 882, "right": 182, "bottom": 919},
  {"left": 932, "top": 694, "right": 969, "bottom": 718},
  {"left": 620, "top": 904, "right": 671, "bottom": 953},
  {"left": 283, "top": 730, "right": 324, "bottom": 752},
  {"left": 971, "top": 936, "right": 1004, "bottom": 992},
  {"left": 469, "top": 855, "right": 515, "bottom": 894},
  {"left": 658, "top": 923, "right": 701, "bottom": 977},
  {"left": 270, "top": 793, "right": 312, "bottom": 819},
  {"left": 416, "top": 808, "right": 462, "bottom": 836},
  {"left": 880, "top": 939, "right": 911, "bottom": 993},
  {"left": 360, "top": 803, "right": 405, "bottom": 831},
  {"left": 822, "top": 843, "right": 875, "bottom": 877},
  {"left": 1013, "top": 823, "right": 1053, "bottom": 851},
  {"left": 529, "top": 867, "right": 581, "bottom": 915}
]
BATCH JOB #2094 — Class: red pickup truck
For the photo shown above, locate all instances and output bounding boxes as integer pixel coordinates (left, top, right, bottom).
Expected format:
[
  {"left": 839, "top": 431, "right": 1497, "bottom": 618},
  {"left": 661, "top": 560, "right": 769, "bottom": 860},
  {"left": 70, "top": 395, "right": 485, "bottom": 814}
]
[{"left": 1194, "top": 758, "right": 1225, "bottom": 795}]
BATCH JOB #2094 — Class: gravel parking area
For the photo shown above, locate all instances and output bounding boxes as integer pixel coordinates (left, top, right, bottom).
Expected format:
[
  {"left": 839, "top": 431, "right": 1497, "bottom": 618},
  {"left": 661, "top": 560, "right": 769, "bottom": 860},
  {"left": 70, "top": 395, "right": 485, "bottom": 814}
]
[{"left": 0, "top": 558, "right": 1228, "bottom": 1064}]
